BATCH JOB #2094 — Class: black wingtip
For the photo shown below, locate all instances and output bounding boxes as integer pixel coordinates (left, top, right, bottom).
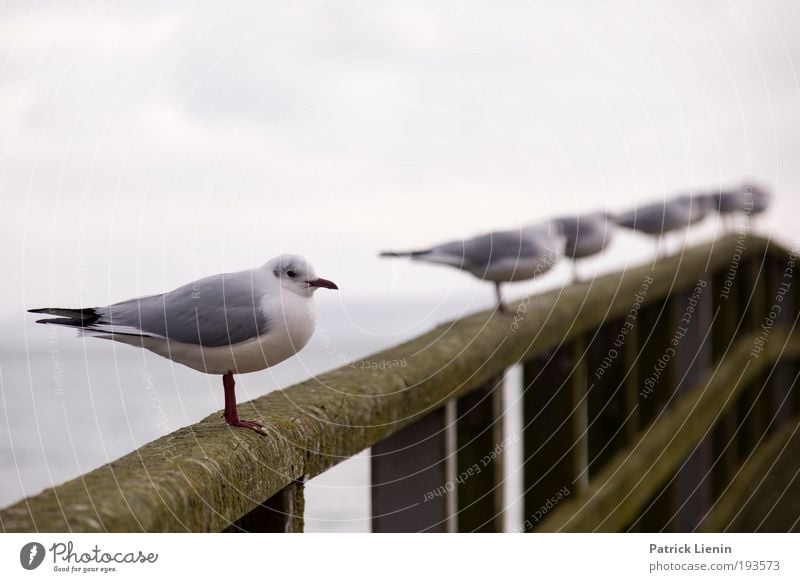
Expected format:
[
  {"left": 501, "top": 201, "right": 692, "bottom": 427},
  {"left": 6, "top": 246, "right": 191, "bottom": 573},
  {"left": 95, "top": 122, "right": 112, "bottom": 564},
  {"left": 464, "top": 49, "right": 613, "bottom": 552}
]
[
  {"left": 378, "top": 249, "right": 429, "bottom": 258},
  {"left": 34, "top": 317, "right": 62, "bottom": 325},
  {"left": 27, "top": 307, "right": 101, "bottom": 327}
]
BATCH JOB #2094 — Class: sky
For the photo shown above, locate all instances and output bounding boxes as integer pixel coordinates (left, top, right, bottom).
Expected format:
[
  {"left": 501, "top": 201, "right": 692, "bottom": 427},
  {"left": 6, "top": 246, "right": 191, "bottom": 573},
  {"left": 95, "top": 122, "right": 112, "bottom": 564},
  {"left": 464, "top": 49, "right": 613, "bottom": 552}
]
[{"left": 2, "top": 0, "right": 800, "bottom": 332}]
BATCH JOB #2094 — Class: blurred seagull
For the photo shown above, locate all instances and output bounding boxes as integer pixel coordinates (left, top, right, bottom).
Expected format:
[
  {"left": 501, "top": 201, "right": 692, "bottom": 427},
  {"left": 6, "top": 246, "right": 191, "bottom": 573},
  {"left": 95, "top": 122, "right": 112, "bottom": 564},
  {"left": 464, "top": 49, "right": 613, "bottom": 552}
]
[
  {"left": 380, "top": 224, "right": 565, "bottom": 313},
  {"left": 709, "top": 188, "right": 747, "bottom": 230},
  {"left": 551, "top": 212, "right": 616, "bottom": 282},
  {"left": 748, "top": 183, "right": 771, "bottom": 217},
  {"left": 616, "top": 195, "right": 711, "bottom": 258},
  {"left": 709, "top": 183, "right": 771, "bottom": 231},
  {"left": 28, "top": 254, "right": 338, "bottom": 435}
]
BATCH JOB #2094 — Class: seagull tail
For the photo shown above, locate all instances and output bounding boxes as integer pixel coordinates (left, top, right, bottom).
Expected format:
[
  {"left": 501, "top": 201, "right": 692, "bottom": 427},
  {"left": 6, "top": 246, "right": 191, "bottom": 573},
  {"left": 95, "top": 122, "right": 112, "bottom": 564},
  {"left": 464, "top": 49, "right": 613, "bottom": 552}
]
[
  {"left": 27, "top": 307, "right": 101, "bottom": 327},
  {"left": 378, "top": 249, "right": 431, "bottom": 258}
]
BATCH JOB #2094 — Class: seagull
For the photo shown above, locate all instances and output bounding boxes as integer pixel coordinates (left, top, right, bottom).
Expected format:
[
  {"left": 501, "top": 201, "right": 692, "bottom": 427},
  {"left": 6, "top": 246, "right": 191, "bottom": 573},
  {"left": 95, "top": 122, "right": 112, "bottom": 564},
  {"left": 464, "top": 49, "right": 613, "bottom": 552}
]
[
  {"left": 615, "top": 195, "right": 711, "bottom": 258},
  {"left": 685, "top": 194, "right": 716, "bottom": 225},
  {"left": 28, "top": 254, "right": 338, "bottom": 435},
  {"left": 551, "top": 212, "right": 616, "bottom": 282},
  {"left": 709, "top": 188, "right": 747, "bottom": 230},
  {"left": 379, "top": 223, "right": 564, "bottom": 313},
  {"left": 748, "top": 183, "right": 771, "bottom": 217},
  {"left": 707, "top": 182, "right": 771, "bottom": 231}
]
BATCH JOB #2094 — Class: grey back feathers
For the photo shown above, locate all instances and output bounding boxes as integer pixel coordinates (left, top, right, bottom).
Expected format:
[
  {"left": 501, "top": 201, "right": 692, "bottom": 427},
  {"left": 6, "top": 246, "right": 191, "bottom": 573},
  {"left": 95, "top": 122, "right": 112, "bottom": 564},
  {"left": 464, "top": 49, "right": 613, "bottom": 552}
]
[
  {"left": 380, "top": 223, "right": 564, "bottom": 283},
  {"left": 711, "top": 184, "right": 771, "bottom": 215},
  {"left": 31, "top": 269, "right": 270, "bottom": 347},
  {"left": 749, "top": 184, "right": 771, "bottom": 214},
  {"left": 713, "top": 190, "right": 748, "bottom": 214},
  {"left": 551, "top": 213, "right": 614, "bottom": 259},
  {"left": 427, "top": 229, "right": 551, "bottom": 267},
  {"left": 616, "top": 197, "right": 703, "bottom": 235}
]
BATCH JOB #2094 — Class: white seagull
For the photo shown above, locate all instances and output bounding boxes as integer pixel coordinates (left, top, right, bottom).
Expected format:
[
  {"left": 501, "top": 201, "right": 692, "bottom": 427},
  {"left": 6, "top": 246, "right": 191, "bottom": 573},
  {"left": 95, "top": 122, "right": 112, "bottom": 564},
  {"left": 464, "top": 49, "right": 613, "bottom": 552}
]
[
  {"left": 29, "top": 254, "right": 338, "bottom": 435},
  {"left": 708, "top": 182, "right": 772, "bottom": 231},
  {"left": 550, "top": 212, "right": 616, "bottom": 282},
  {"left": 380, "top": 224, "right": 564, "bottom": 312},
  {"left": 615, "top": 195, "right": 713, "bottom": 257}
]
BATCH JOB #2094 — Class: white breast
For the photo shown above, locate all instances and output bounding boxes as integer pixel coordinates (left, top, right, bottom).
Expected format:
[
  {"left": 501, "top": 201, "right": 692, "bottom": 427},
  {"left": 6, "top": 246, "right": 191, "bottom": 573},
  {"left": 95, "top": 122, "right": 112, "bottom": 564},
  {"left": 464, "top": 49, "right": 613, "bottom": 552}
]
[{"left": 130, "top": 291, "right": 318, "bottom": 375}]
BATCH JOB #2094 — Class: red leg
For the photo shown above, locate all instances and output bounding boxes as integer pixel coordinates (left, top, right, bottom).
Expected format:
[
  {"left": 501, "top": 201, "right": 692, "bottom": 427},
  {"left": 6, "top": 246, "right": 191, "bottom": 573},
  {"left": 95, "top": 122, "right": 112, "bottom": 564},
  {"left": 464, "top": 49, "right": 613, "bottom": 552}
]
[
  {"left": 495, "top": 282, "right": 508, "bottom": 314},
  {"left": 222, "top": 371, "right": 266, "bottom": 435}
]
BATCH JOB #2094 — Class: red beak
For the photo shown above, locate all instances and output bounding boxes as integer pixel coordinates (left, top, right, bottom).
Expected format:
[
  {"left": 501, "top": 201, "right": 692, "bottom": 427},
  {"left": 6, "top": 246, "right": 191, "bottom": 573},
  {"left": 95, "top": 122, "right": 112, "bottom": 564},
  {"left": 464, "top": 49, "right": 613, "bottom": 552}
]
[{"left": 307, "top": 277, "right": 338, "bottom": 290}]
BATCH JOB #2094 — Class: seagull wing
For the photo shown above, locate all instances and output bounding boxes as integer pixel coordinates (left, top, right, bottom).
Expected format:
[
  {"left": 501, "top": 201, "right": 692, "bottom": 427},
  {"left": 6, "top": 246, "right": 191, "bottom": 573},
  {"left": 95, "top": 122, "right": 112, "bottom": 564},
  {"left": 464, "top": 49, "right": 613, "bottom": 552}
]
[
  {"left": 32, "top": 269, "right": 271, "bottom": 347},
  {"left": 420, "top": 229, "right": 559, "bottom": 270}
]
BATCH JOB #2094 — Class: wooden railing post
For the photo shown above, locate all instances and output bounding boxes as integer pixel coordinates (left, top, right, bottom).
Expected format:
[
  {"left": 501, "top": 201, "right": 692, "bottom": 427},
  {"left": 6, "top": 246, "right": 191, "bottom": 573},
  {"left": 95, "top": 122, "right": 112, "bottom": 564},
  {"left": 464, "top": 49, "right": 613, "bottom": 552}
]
[
  {"left": 738, "top": 257, "right": 770, "bottom": 457},
  {"left": 668, "top": 280, "right": 714, "bottom": 531},
  {"left": 521, "top": 339, "right": 587, "bottom": 531},
  {"left": 622, "top": 318, "right": 641, "bottom": 443},
  {"left": 571, "top": 336, "right": 590, "bottom": 494},
  {"left": 371, "top": 404, "right": 456, "bottom": 532},
  {"left": 636, "top": 296, "right": 675, "bottom": 426},
  {"left": 766, "top": 251, "right": 798, "bottom": 426},
  {"left": 636, "top": 295, "right": 678, "bottom": 531},
  {"left": 455, "top": 375, "right": 506, "bottom": 532},
  {"left": 226, "top": 480, "right": 305, "bottom": 533},
  {"left": 587, "top": 317, "right": 632, "bottom": 476},
  {"left": 711, "top": 262, "right": 742, "bottom": 496}
]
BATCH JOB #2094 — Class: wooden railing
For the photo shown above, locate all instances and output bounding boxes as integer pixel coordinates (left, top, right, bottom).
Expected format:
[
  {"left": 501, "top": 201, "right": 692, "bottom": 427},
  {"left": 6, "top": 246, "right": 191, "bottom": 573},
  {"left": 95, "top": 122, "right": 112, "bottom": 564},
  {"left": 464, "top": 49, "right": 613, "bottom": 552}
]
[{"left": 1, "top": 234, "right": 798, "bottom": 532}]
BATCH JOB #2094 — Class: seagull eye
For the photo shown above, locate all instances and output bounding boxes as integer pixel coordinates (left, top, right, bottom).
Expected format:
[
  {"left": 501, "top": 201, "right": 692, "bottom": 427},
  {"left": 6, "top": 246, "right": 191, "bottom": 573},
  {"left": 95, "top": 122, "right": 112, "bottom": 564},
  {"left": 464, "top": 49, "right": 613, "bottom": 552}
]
[{"left": 286, "top": 270, "right": 297, "bottom": 279}]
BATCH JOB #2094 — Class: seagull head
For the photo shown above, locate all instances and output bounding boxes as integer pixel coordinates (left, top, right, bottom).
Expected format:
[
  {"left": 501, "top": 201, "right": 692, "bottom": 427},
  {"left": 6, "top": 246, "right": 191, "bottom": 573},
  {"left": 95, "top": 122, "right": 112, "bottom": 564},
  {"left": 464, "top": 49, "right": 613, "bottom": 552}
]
[{"left": 267, "top": 254, "right": 338, "bottom": 297}]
